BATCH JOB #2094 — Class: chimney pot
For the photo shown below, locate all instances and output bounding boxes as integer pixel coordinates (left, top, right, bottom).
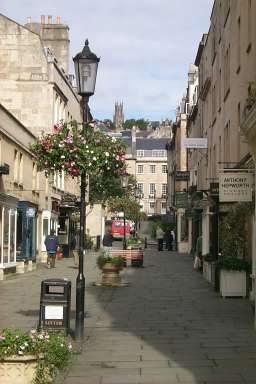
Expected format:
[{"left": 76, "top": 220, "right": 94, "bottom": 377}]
[
  {"left": 41, "top": 15, "right": 45, "bottom": 24},
  {"left": 56, "top": 16, "right": 61, "bottom": 24},
  {"left": 48, "top": 15, "right": 52, "bottom": 24},
  {"left": 27, "top": 16, "right": 31, "bottom": 24}
]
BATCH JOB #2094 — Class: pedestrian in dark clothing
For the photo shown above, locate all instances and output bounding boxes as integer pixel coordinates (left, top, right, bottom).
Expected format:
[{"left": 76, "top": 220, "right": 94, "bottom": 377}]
[
  {"left": 165, "top": 229, "right": 173, "bottom": 251},
  {"left": 103, "top": 229, "right": 114, "bottom": 249},
  {"left": 70, "top": 235, "right": 79, "bottom": 267},
  {"left": 45, "top": 229, "right": 58, "bottom": 268}
]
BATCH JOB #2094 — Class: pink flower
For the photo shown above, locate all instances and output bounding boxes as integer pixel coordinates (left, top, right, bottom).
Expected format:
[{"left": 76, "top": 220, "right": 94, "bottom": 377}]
[{"left": 53, "top": 124, "right": 62, "bottom": 133}]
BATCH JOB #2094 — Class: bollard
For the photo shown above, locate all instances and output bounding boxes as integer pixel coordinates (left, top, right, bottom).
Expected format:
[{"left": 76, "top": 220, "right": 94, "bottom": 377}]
[{"left": 144, "top": 237, "right": 147, "bottom": 249}]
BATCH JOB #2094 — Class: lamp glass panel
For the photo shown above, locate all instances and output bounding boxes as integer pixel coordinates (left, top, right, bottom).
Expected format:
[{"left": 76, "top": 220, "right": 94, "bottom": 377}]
[{"left": 77, "top": 59, "right": 98, "bottom": 95}]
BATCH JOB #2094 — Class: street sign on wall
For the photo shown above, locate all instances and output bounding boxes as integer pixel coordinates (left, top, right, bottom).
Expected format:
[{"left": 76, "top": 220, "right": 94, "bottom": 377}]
[
  {"left": 175, "top": 171, "right": 190, "bottom": 181},
  {"left": 219, "top": 172, "right": 253, "bottom": 202},
  {"left": 175, "top": 192, "right": 188, "bottom": 208},
  {"left": 182, "top": 138, "right": 208, "bottom": 149}
]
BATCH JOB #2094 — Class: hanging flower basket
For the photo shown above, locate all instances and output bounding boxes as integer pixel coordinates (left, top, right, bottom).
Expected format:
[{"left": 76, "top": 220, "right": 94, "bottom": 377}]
[{"left": 30, "top": 121, "right": 126, "bottom": 178}]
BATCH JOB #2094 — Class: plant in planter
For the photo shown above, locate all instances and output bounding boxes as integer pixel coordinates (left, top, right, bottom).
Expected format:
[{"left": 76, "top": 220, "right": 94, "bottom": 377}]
[
  {"left": 218, "top": 202, "right": 253, "bottom": 297},
  {"left": 126, "top": 237, "right": 143, "bottom": 249},
  {"left": 96, "top": 250, "right": 125, "bottom": 286},
  {"left": 0, "top": 328, "right": 72, "bottom": 384}
]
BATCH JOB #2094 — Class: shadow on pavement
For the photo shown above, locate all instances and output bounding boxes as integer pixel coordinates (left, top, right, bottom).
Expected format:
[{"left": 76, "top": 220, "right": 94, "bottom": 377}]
[{"left": 81, "top": 246, "right": 256, "bottom": 384}]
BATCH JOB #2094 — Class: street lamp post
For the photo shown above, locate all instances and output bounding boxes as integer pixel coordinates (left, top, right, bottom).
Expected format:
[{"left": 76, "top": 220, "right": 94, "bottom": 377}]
[
  {"left": 73, "top": 40, "right": 100, "bottom": 341},
  {"left": 121, "top": 173, "right": 129, "bottom": 250}
]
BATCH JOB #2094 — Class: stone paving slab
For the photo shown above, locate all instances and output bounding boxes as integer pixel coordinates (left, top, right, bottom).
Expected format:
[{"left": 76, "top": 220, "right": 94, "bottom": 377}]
[{"left": 1, "top": 248, "right": 256, "bottom": 383}]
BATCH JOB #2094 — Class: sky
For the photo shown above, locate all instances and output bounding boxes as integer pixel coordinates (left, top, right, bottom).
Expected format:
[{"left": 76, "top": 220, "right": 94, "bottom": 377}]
[{"left": 1, "top": 0, "right": 213, "bottom": 122}]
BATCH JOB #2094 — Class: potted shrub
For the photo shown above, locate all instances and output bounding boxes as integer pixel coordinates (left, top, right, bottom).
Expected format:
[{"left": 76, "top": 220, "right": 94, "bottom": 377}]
[
  {"left": 217, "top": 257, "right": 251, "bottom": 298},
  {"left": 127, "top": 237, "right": 143, "bottom": 250},
  {"left": 203, "top": 254, "right": 216, "bottom": 283},
  {"left": 218, "top": 203, "right": 253, "bottom": 298},
  {"left": 96, "top": 250, "right": 125, "bottom": 286},
  {"left": 0, "top": 328, "right": 72, "bottom": 384}
]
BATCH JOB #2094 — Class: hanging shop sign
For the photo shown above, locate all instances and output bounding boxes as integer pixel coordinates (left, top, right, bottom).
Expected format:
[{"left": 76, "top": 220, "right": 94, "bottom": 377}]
[
  {"left": 175, "top": 192, "right": 188, "bottom": 208},
  {"left": 26, "top": 207, "right": 36, "bottom": 218},
  {"left": 182, "top": 138, "right": 208, "bottom": 149},
  {"left": 219, "top": 172, "right": 253, "bottom": 202},
  {"left": 175, "top": 171, "right": 190, "bottom": 181}
]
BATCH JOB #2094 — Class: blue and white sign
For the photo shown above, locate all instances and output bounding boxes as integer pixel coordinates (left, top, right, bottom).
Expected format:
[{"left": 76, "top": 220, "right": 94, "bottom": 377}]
[{"left": 26, "top": 207, "right": 36, "bottom": 218}]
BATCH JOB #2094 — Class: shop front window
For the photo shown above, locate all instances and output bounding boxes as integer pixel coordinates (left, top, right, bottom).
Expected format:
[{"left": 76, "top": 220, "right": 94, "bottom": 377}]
[
  {"left": 43, "top": 218, "right": 49, "bottom": 252},
  {"left": 9, "top": 210, "right": 16, "bottom": 263},
  {"left": 16, "top": 210, "right": 23, "bottom": 259},
  {"left": 3, "top": 208, "right": 9, "bottom": 264},
  {"left": 0, "top": 206, "right": 2, "bottom": 264}
]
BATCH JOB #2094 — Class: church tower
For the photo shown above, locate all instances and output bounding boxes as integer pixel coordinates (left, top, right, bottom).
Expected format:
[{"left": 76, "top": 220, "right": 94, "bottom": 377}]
[{"left": 113, "top": 102, "right": 124, "bottom": 131}]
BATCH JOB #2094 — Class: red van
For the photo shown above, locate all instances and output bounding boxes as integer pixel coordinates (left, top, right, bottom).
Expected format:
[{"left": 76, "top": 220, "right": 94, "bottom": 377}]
[{"left": 111, "top": 219, "right": 132, "bottom": 240}]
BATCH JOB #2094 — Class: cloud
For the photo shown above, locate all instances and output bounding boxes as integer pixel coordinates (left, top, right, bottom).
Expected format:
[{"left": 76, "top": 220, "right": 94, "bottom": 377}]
[{"left": 1, "top": 0, "right": 213, "bottom": 120}]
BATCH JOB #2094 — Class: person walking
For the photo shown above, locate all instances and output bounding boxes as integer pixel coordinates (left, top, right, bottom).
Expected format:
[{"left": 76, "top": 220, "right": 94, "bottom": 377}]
[
  {"left": 45, "top": 229, "right": 58, "bottom": 268},
  {"left": 103, "top": 228, "right": 114, "bottom": 251},
  {"left": 165, "top": 229, "right": 173, "bottom": 251},
  {"left": 70, "top": 234, "right": 79, "bottom": 267},
  {"left": 156, "top": 226, "right": 164, "bottom": 251}
]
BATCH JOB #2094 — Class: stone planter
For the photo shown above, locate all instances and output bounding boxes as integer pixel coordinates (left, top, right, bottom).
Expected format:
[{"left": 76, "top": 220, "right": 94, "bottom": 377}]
[
  {"left": 220, "top": 270, "right": 247, "bottom": 298},
  {"left": 101, "top": 263, "right": 122, "bottom": 286},
  {"left": 0, "top": 355, "right": 38, "bottom": 384}
]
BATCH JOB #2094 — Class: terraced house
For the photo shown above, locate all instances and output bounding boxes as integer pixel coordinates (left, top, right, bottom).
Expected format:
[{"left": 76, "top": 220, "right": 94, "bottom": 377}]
[{"left": 0, "top": 14, "right": 82, "bottom": 277}]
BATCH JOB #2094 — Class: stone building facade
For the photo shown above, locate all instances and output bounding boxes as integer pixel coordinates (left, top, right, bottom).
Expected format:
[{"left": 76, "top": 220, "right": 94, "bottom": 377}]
[
  {"left": 0, "top": 14, "right": 83, "bottom": 276},
  {"left": 171, "top": 0, "right": 256, "bottom": 312}
]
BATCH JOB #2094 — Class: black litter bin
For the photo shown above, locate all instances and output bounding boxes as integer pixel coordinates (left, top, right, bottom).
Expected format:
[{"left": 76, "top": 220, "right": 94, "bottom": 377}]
[{"left": 39, "top": 278, "right": 71, "bottom": 333}]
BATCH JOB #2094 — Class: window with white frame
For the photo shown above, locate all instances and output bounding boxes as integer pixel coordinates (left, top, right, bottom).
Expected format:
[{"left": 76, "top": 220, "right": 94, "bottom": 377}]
[
  {"left": 150, "top": 164, "right": 156, "bottom": 173},
  {"left": 137, "top": 164, "right": 144, "bottom": 174},
  {"left": 149, "top": 183, "right": 156, "bottom": 195},
  {"left": 32, "top": 163, "right": 37, "bottom": 191},
  {"left": 152, "top": 149, "right": 166, "bottom": 157},
  {"left": 161, "top": 202, "right": 167, "bottom": 213},
  {"left": 161, "top": 184, "right": 167, "bottom": 196},
  {"left": 56, "top": 171, "right": 65, "bottom": 190},
  {"left": 149, "top": 202, "right": 155, "bottom": 212},
  {"left": 14, "top": 150, "right": 18, "bottom": 182},
  {"left": 162, "top": 164, "right": 167, "bottom": 173},
  {"left": 137, "top": 183, "right": 143, "bottom": 194},
  {"left": 137, "top": 150, "right": 144, "bottom": 157},
  {"left": 19, "top": 153, "right": 23, "bottom": 184},
  {"left": 14, "top": 150, "right": 23, "bottom": 184},
  {"left": 1, "top": 206, "right": 17, "bottom": 265}
]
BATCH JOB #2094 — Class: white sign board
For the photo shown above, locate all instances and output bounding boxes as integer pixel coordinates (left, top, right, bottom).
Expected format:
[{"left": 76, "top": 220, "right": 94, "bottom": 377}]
[
  {"left": 45, "top": 305, "right": 63, "bottom": 320},
  {"left": 26, "top": 207, "right": 36, "bottom": 218},
  {"left": 219, "top": 172, "right": 253, "bottom": 202},
  {"left": 182, "top": 138, "right": 208, "bottom": 149}
]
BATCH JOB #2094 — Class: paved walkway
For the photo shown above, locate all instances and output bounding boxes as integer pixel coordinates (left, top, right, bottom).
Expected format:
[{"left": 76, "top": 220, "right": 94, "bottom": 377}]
[{"left": 1, "top": 248, "right": 256, "bottom": 383}]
